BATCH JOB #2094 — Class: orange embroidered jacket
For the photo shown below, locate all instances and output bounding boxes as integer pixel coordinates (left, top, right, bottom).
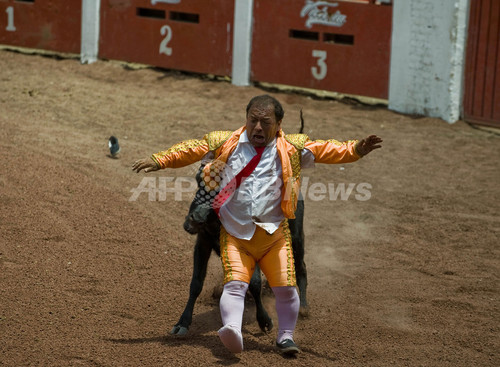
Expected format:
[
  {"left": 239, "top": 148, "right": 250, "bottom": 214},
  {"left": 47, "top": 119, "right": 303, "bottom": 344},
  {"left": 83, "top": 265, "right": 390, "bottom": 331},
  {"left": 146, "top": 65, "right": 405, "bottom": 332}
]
[{"left": 151, "top": 127, "right": 361, "bottom": 219}]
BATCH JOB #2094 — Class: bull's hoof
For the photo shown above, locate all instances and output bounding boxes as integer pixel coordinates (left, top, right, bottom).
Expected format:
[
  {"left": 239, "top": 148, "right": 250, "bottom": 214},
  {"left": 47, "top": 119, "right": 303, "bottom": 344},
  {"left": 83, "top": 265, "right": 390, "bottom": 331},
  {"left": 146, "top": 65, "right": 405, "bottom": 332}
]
[
  {"left": 258, "top": 317, "right": 274, "bottom": 333},
  {"left": 299, "top": 306, "right": 309, "bottom": 318},
  {"left": 170, "top": 325, "right": 189, "bottom": 336}
]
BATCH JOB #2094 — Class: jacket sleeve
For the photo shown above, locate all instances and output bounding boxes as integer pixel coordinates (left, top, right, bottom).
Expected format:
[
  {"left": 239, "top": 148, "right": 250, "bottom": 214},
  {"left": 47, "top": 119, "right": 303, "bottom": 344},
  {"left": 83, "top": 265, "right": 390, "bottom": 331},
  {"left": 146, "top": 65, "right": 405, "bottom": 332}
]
[
  {"left": 304, "top": 138, "right": 361, "bottom": 164},
  {"left": 151, "top": 138, "right": 210, "bottom": 169}
]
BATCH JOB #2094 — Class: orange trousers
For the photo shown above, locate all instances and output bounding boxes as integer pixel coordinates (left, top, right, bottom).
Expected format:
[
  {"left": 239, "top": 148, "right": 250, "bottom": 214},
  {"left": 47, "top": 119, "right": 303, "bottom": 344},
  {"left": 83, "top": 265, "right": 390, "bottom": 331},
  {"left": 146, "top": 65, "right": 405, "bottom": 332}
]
[{"left": 219, "top": 220, "right": 296, "bottom": 287}]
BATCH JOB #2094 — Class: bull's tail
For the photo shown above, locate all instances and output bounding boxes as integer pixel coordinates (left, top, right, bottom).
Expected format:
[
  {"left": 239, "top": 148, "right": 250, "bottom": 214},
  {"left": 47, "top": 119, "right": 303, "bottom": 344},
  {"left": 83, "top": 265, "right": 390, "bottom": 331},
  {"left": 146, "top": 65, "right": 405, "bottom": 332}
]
[{"left": 299, "top": 109, "right": 305, "bottom": 134}]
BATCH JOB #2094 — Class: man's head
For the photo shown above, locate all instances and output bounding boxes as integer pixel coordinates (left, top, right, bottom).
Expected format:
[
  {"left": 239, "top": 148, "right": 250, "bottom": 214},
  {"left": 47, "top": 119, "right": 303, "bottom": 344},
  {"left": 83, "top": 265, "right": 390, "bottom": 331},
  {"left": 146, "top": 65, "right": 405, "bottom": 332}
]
[{"left": 245, "top": 95, "right": 284, "bottom": 147}]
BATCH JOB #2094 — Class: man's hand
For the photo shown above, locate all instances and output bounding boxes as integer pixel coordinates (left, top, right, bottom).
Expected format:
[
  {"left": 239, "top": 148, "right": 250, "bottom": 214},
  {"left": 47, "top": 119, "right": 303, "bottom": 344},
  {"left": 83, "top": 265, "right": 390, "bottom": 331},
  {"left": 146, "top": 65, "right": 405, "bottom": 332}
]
[
  {"left": 355, "top": 135, "right": 383, "bottom": 157},
  {"left": 132, "top": 157, "right": 160, "bottom": 173}
]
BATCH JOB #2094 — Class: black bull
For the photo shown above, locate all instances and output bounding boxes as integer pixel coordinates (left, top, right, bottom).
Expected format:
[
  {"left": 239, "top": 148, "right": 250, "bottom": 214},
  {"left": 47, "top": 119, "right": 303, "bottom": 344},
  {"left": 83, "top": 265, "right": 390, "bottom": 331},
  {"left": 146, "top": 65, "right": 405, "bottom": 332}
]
[{"left": 170, "top": 165, "right": 308, "bottom": 336}]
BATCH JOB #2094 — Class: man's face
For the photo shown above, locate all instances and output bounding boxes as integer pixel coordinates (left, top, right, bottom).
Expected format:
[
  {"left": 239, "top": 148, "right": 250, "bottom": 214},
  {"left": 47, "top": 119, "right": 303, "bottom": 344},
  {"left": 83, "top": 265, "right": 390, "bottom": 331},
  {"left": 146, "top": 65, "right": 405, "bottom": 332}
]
[{"left": 246, "top": 104, "right": 282, "bottom": 147}]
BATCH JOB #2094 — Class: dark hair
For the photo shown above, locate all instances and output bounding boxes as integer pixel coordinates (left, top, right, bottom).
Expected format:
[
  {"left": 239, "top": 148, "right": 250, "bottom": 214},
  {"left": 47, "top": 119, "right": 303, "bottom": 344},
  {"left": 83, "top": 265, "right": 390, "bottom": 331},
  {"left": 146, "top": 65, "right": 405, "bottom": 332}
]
[{"left": 246, "top": 94, "right": 284, "bottom": 121}]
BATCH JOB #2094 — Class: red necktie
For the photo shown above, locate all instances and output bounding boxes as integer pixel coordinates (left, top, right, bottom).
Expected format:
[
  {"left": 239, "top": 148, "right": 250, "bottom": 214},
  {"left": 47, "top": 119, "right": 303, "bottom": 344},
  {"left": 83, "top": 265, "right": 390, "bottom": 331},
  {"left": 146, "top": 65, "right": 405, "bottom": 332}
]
[{"left": 213, "top": 146, "right": 265, "bottom": 215}]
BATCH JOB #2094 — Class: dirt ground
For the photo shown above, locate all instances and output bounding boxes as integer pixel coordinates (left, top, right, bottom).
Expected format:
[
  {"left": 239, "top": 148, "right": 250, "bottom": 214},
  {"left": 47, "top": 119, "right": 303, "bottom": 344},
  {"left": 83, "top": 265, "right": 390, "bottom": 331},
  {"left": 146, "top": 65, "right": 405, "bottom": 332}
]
[{"left": 0, "top": 49, "right": 499, "bottom": 367}]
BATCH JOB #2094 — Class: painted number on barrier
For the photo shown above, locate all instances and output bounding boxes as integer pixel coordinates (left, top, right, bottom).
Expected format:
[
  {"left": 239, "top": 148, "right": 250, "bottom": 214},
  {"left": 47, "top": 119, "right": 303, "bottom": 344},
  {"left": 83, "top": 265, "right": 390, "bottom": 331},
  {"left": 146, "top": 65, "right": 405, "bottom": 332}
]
[
  {"left": 311, "top": 50, "right": 327, "bottom": 80},
  {"left": 5, "top": 6, "right": 16, "bottom": 32},
  {"left": 159, "top": 25, "right": 172, "bottom": 56}
]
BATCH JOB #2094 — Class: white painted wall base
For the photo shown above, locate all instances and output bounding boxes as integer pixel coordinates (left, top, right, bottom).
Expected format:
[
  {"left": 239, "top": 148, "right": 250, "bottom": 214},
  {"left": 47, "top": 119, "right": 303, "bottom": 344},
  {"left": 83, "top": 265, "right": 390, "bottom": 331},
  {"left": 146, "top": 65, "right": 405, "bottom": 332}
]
[
  {"left": 232, "top": 0, "right": 254, "bottom": 86},
  {"left": 388, "top": 0, "right": 470, "bottom": 123},
  {"left": 81, "top": 0, "right": 101, "bottom": 64}
]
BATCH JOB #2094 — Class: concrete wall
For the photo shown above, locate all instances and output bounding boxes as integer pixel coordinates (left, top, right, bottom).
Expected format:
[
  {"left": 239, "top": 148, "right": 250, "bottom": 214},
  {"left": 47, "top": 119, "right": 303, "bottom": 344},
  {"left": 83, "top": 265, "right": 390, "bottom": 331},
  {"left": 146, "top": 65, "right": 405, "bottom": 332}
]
[
  {"left": 231, "top": 0, "right": 254, "bottom": 86},
  {"left": 388, "top": 0, "right": 470, "bottom": 123},
  {"left": 81, "top": 0, "right": 101, "bottom": 64}
]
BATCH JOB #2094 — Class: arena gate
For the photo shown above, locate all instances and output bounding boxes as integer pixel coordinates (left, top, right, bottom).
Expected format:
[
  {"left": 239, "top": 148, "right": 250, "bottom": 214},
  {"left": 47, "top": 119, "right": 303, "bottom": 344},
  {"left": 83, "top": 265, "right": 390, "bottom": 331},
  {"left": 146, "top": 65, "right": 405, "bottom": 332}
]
[
  {"left": 251, "top": 0, "right": 392, "bottom": 100},
  {"left": 0, "top": 0, "right": 393, "bottom": 101},
  {"left": 0, "top": 0, "right": 81, "bottom": 54},
  {"left": 463, "top": 0, "right": 500, "bottom": 128},
  {"left": 99, "top": 0, "right": 234, "bottom": 76}
]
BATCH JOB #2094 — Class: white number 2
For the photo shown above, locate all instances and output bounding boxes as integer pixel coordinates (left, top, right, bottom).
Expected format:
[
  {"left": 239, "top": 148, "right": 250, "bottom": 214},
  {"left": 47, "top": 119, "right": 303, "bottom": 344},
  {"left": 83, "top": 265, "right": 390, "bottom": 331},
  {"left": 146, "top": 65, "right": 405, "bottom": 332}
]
[
  {"left": 6, "top": 6, "right": 16, "bottom": 32},
  {"left": 311, "top": 50, "right": 327, "bottom": 80},
  {"left": 159, "top": 25, "right": 172, "bottom": 56}
]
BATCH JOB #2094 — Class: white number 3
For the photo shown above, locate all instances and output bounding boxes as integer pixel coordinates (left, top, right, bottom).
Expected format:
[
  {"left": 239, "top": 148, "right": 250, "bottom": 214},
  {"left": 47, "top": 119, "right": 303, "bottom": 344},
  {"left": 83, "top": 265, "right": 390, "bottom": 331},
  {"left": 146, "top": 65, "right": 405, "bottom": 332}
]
[
  {"left": 159, "top": 25, "right": 172, "bottom": 56},
  {"left": 311, "top": 50, "right": 327, "bottom": 80}
]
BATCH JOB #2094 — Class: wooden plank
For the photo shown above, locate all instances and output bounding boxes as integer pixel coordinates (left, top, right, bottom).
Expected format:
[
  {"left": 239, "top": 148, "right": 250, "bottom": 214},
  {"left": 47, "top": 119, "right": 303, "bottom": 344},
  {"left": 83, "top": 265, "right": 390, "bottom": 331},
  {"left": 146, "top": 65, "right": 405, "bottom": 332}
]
[
  {"left": 482, "top": 0, "right": 499, "bottom": 119},
  {"left": 492, "top": 3, "right": 500, "bottom": 121},
  {"left": 471, "top": 0, "right": 490, "bottom": 117}
]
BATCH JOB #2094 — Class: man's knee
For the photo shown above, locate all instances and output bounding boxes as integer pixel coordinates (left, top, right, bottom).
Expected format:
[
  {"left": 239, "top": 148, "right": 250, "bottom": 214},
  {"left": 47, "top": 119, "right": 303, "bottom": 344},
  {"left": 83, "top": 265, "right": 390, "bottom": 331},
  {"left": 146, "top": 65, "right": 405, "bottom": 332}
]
[
  {"left": 272, "top": 286, "right": 299, "bottom": 303},
  {"left": 222, "top": 280, "right": 249, "bottom": 296}
]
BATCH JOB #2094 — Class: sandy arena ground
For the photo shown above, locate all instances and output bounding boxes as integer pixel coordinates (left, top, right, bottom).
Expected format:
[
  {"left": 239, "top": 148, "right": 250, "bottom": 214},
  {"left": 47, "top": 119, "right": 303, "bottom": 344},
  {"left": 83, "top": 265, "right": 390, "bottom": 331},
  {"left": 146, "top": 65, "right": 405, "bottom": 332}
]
[{"left": 0, "top": 50, "right": 499, "bottom": 366}]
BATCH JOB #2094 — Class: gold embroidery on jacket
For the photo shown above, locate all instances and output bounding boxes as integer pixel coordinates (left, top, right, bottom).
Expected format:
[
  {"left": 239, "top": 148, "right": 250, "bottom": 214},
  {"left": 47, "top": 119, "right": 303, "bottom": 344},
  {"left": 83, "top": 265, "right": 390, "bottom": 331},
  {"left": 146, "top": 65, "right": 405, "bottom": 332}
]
[
  {"left": 220, "top": 227, "right": 233, "bottom": 284},
  {"left": 281, "top": 219, "right": 296, "bottom": 286},
  {"left": 289, "top": 151, "right": 301, "bottom": 179},
  {"left": 205, "top": 131, "right": 233, "bottom": 151},
  {"left": 313, "top": 138, "right": 357, "bottom": 146},
  {"left": 326, "top": 139, "right": 343, "bottom": 146},
  {"left": 285, "top": 133, "right": 309, "bottom": 150},
  {"left": 284, "top": 134, "right": 305, "bottom": 214},
  {"left": 152, "top": 139, "right": 208, "bottom": 167},
  {"left": 156, "top": 139, "right": 207, "bottom": 157}
]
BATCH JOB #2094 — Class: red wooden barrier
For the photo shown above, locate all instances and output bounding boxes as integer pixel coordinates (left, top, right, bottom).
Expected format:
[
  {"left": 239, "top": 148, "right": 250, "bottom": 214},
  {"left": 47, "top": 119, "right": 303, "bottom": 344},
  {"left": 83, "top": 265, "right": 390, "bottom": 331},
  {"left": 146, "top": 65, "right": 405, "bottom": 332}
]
[
  {"left": 0, "top": 0, "right": 81, "bottom": 54},
  {"left": 99, "top": 0, "right": 234, "bottom": 76},
  {"left": 252, "top": 0, "right": 392, "bottom": 99},
  {"left": 464, "top": 0, "right": 500, "bottom": 127}
]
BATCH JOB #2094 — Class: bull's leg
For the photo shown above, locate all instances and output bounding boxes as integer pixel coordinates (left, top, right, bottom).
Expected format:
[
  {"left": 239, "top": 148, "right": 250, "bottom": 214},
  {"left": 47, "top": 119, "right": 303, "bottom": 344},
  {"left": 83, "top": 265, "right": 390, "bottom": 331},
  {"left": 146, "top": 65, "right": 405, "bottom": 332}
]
[
  {"left": 170, "top": 237, "right": 212, "bottom": 336},
  {"left": 289, "top": 199, "right": 309, "bottom": 317},
  {"left": 293, "top": 237, "right": 309, "bottom": 317},
  {"left": 248, "top": 265, "right": 273, "bottom": 332}
]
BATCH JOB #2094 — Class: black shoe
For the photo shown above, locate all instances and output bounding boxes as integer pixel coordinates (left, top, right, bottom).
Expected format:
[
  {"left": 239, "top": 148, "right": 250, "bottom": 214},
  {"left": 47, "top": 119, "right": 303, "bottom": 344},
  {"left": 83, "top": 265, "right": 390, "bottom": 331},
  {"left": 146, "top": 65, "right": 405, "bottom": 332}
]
[{"left": 276, "top": 339, "right": 300, "bottom": 356}]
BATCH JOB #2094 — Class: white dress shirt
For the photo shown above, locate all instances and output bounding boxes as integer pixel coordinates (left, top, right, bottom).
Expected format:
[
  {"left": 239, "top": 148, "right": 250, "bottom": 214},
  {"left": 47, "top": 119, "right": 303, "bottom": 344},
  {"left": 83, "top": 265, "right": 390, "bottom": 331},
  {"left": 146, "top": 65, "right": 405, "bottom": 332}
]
[{"left": 203, "top": 131, "right": 314, "bottom": 240}]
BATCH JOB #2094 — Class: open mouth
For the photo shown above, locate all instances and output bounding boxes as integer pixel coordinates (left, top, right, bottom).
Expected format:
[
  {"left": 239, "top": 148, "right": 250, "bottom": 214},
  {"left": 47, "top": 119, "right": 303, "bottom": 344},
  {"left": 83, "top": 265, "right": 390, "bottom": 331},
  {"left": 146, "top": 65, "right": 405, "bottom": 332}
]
[{"left": 252, "top": 135, "right": 265, "bottom": 145}]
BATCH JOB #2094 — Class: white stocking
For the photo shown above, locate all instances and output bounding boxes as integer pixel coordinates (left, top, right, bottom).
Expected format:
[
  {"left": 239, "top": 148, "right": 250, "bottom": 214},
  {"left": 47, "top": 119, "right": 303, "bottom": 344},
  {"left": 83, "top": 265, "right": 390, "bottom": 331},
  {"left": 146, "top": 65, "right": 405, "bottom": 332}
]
[{"left": 273, "top": 286, "right": 300, "bottom": 343}]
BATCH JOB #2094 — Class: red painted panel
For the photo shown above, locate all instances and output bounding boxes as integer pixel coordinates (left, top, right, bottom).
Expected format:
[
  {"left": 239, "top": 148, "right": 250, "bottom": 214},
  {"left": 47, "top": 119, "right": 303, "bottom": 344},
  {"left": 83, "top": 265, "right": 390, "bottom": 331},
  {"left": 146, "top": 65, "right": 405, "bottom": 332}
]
[
  {"left": 471, "top": 0, "right": 490, "bottom": 118},
  {"left": 483, "top": 0, "right": 499, "bottom": 119},
  {"left": 494, "top": 15, "right": 500, "bottom": 122},
  {"left": 464, "top": 0, "right": 500, "bottom": 127},
  {"left": 99, "top": 0, "right": 234, "bottom": 76},
  {"left": 0, "top": 0, "right": 81, "bottom": 54},
  {"left": 252, "top": 0, "right": 392, "bottom": 99}
]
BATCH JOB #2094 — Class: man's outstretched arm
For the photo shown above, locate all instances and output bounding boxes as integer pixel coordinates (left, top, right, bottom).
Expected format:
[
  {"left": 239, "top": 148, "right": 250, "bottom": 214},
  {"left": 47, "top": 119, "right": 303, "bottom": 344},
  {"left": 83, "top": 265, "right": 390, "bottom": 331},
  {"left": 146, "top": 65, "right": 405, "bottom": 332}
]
[
  {"left": 354, "top": 135, "right": 383, "bottom": 157},
  {"left": 132, "top": 158, "right": 159, "bottom": 173}
]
